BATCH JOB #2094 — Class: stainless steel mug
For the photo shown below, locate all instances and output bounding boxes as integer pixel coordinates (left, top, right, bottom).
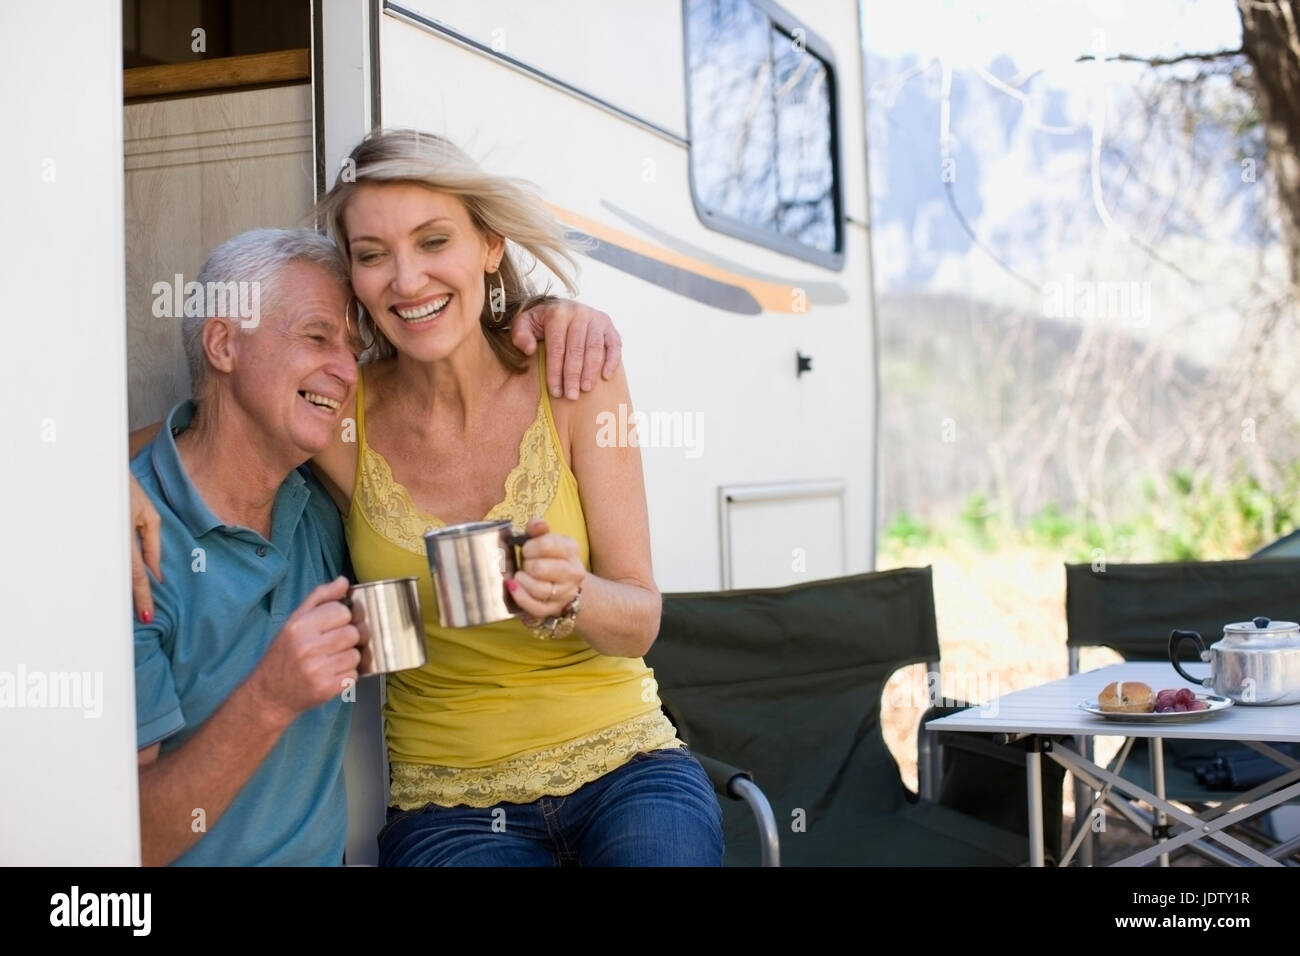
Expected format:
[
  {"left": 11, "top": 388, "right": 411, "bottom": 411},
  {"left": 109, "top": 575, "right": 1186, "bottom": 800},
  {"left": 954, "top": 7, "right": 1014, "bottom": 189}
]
[
  {"left": 346, "top": 577, "right": 426, "bottom": 676},
  {"left": 423, "top": 519, "right": 528, "bottom": 627}
]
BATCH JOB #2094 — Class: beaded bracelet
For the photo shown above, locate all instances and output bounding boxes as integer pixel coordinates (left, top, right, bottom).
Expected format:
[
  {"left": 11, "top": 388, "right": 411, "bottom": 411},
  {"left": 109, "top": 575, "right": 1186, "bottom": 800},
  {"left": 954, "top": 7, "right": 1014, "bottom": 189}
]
[{"left": 522, "top": 587, "right": 582, "bottom": 640}]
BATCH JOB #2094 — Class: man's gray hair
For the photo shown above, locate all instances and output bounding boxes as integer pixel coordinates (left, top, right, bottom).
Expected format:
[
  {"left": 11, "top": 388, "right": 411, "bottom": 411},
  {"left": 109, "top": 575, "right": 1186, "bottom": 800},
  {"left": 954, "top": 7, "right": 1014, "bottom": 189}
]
[{"left": 182, "top": 228, "right": 351, "bottom": 394}]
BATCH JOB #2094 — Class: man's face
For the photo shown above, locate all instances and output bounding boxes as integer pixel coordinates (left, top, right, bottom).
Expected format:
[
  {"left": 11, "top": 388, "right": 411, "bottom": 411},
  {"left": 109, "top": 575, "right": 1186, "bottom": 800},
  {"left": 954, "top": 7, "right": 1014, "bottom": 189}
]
[{"left": 225, "top": 260, "right": 357, "bottom": 462}]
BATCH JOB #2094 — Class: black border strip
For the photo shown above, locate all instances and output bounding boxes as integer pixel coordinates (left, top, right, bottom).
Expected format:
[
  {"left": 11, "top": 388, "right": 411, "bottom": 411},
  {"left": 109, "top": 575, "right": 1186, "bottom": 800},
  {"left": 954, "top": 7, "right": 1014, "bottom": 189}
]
[
  {"left": 310, "top": 0, "right": 326, "bottom": 202},
  {"left": 569, "top": 230, "right": 762, "bottom": 316},
  {"left": 370, "top": 0, "right": 382, "bottom": 128}
]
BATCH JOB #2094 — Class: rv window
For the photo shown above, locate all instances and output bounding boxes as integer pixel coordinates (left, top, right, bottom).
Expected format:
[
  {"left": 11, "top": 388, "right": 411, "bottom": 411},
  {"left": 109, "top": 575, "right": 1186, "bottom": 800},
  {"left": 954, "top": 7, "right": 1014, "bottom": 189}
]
[{"left": 684, "top": 0, "right": 842, "bottom": 267}]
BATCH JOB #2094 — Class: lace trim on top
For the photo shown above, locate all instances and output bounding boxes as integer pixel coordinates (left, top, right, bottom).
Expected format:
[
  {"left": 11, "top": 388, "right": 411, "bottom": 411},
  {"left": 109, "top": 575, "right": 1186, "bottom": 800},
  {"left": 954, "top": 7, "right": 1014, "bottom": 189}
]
[
  {"left": 354, "top": 390, "right": 560, "bottom": 556},
  {"left": 390, "top": 709, "right": 684, "bottom": 809}
]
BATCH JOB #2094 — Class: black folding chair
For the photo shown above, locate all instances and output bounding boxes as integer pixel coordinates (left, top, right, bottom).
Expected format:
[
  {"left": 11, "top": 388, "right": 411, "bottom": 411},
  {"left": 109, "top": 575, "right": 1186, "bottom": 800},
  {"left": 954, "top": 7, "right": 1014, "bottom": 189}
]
[{"left": 648, "top": 568, "right": 1063, "bottom": 865}]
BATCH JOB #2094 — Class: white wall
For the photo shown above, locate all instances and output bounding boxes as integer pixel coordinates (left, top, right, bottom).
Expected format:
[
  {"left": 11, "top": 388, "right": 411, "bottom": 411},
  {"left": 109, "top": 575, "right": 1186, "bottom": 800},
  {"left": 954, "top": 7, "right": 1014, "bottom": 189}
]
[{"left": 0, "top": 2, "right": 139, "bottom": 864}]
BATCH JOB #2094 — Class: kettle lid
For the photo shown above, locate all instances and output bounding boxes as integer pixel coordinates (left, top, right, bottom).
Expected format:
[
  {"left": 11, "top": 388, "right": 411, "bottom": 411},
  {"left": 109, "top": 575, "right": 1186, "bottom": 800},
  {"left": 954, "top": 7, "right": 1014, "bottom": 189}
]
[{"left": 1224, "top": 616, "right": 1299, "bottom": 636}]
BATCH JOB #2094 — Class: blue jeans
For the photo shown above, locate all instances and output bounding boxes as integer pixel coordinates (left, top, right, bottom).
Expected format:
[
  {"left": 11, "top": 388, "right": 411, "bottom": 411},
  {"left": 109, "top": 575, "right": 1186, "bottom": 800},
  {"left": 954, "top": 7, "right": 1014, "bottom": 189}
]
[{"left": 378, "top": 747, "right": 724, "bottom": 866}]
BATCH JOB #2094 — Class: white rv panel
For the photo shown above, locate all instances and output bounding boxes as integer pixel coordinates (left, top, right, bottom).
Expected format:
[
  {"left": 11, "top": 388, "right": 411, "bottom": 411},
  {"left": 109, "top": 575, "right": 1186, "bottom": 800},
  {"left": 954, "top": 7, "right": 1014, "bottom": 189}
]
[
  {"left": 387, "top": 0, "right": 688, "bottom": 140},
  {"left": 721, "top": 481, "right": 847, "bottom": 589},
  {"left": 320, "top": 0, "right": 377, "bottom": 183},
  {"left": 0, "top": 0, "right": 138, "bottom": 865}
]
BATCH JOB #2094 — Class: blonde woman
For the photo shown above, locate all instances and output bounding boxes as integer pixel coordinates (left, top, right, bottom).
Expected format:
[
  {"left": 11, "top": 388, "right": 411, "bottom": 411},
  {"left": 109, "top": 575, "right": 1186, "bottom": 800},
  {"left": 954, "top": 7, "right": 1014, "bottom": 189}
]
[
  {"left": 263, "top": 130, "right": 716, "bottom": 866},
  {"left": 300, "top": 129, "right": 722, "bottom": 866}
]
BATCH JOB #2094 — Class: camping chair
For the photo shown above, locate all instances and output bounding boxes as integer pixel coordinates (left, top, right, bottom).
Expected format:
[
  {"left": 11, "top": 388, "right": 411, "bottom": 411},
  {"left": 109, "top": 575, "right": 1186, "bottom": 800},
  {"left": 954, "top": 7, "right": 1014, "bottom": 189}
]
[
  {"left": 648, "top": 567, "right": 1064, "bottom": 866},
  {"left": 1064, "top": 558, "right": 1300, "bottom": 864}
]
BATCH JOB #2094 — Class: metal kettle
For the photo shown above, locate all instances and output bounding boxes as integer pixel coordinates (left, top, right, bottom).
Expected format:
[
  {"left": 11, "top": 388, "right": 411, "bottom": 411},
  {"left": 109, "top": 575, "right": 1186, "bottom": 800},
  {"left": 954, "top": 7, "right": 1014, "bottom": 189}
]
[{"left": 1169, "top": 616, "right": 1300, "bottom": 706}]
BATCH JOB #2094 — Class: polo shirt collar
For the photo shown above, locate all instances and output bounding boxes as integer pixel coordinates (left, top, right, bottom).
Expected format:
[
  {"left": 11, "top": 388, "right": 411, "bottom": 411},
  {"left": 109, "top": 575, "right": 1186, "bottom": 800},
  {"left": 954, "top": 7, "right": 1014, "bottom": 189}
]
[{"left": 151, "top": 401, "right": 308, "bottom": 543}]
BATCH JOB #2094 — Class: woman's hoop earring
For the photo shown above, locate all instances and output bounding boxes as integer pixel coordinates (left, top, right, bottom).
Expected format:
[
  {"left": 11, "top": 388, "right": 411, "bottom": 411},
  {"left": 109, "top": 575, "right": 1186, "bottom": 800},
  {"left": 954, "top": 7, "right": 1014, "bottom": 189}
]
[
  {"left": 344, "top": 298, "right": 359, "bottom": 340},
  {"left": 345, "top": 298, "right": 372, "bottom": 352}
]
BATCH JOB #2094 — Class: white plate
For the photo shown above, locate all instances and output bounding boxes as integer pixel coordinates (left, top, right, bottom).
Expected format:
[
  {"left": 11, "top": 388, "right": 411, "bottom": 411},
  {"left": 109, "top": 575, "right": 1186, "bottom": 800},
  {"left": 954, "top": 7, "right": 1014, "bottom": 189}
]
[{"left": 1078, "top": 694, "right": 1234, "bottom": 722}]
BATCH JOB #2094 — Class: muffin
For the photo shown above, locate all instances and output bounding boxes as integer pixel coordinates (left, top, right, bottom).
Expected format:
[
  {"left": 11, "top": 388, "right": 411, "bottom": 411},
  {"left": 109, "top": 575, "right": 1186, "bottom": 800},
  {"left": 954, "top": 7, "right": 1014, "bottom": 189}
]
[{"left": 1098, "top": 681, "right": 1155, "bottom": 713}]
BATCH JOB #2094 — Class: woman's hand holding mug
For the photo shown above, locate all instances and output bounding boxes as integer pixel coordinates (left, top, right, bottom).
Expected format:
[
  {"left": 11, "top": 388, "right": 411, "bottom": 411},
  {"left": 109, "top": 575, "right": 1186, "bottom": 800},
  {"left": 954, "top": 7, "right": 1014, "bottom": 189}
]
[{"left": 507, "top": 518, "right": 585, "bottom": 619}]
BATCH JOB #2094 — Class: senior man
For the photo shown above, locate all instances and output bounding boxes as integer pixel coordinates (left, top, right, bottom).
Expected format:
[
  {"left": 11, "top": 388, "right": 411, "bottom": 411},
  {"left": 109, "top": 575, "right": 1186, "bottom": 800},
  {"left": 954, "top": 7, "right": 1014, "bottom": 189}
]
[{"left": 130, "top": 228, "right": 621, "bottom": 865}]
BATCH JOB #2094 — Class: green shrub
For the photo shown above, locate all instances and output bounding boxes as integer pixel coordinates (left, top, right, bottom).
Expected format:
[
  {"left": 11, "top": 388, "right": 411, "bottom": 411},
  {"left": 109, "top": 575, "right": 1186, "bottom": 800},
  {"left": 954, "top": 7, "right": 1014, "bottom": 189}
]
[
  {"left": 879, "top": 465, "right": 1300, "bottom": 562},
  {"left": 960, "top": 492, "right": 997, "bottom": 550},
  {"left": 883, "top": 511, "right": 933, "bottom": 550},
  {"left": 1028, "top": 504, "right": 1073, "bottom": 548}
]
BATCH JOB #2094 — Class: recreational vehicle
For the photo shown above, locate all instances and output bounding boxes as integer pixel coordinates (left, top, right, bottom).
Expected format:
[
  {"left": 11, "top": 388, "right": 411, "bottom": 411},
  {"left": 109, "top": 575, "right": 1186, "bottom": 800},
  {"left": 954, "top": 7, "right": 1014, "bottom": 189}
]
[{"left": 3, "top": 0, "right": 877, "bottom": 865}]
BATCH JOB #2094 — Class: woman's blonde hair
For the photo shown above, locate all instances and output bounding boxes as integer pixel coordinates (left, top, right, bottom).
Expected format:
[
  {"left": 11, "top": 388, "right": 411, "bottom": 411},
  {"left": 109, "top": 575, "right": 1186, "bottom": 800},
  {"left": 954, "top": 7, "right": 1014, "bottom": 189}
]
[{"left": 315, "top": 128, "right": 579, "bottom": 370}]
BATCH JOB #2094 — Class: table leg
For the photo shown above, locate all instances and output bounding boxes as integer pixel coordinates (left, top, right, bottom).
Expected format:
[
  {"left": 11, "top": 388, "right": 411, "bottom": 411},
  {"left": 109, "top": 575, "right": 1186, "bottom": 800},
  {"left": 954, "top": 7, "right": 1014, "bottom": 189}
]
[
  {"left": 1150, "top": 736, "right": 1169, "bottom": 867},
  {"left": 1048, "top": 740, "right": 1294, "bottom": 867},
  {"left": 1057, "top": 737, "right": 1138, "bottom": 867},
  {"left": 1027, "top": 737, "right": 1045, "bottom": 867},
  {"left": 1073, "top": 734, "right": 1094, "bottom": 867}
]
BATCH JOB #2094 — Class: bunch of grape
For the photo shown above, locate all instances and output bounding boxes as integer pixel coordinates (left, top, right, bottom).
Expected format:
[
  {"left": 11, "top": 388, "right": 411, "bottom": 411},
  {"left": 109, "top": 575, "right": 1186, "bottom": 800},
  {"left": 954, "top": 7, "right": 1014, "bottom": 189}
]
[{"left": 1154, "top": 687, "right": 1208, "bottom": 712}]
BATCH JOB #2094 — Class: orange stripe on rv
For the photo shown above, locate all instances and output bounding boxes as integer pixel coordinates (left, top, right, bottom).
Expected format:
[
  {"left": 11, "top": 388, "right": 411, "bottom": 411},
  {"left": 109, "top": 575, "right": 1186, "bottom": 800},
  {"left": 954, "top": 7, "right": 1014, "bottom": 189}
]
[{"left": 546, "top": 202, "right": 806, "bottom": 314}]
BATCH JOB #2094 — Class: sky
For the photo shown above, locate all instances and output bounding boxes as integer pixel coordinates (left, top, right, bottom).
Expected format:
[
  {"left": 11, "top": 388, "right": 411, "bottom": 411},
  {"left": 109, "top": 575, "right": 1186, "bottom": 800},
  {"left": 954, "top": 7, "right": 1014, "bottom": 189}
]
[
  {"left": 857, "top": 0, "right": 1274, "bottom": 362},
  {"left": 861, "top": 0, "right": 1243, "bottom": 75}
]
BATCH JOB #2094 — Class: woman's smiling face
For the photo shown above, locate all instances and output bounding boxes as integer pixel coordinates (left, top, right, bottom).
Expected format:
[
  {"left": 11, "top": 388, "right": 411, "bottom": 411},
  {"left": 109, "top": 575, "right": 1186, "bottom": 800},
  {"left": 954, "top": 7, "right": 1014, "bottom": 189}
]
[{"left": 343, "top": 181, "right": 505, "bottom": 363}]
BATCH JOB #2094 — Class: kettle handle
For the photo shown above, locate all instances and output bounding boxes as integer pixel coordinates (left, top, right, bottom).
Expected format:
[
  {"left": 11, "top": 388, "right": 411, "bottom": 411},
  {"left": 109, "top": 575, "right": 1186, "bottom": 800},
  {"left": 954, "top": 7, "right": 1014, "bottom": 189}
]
[{"left": 1169, "top": 629, "right": 1210, "bottom": 686}]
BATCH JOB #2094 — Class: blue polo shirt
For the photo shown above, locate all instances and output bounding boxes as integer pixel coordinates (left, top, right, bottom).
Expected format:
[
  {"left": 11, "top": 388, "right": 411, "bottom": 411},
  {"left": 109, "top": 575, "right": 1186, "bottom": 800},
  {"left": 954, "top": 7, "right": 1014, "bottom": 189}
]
[{"left": 132, "top": 401, "right": 351, "bottom": 866}]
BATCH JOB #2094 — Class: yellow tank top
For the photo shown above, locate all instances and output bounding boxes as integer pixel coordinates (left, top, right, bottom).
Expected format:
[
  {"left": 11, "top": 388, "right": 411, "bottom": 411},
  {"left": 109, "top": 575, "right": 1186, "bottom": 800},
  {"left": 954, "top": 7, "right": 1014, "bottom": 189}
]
[{"left": 345, "top": 351, "right": 680, "bottom": 809}]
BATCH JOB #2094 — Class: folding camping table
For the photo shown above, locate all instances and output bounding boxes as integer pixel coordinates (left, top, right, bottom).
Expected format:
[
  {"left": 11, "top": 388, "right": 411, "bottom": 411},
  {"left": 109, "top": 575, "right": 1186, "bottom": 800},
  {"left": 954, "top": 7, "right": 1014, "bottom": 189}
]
[{"left": 926, "top": 662, "right": 1300, "bottom": 866}]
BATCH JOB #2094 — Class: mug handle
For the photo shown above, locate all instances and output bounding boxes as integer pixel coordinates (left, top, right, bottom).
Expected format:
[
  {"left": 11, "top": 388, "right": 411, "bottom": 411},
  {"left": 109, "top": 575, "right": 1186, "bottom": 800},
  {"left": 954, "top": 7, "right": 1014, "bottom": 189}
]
[
  {"left": 1169, "top": 629, "right": 1210, "bottom": 686},
  {"left": 506, "top": 530, "right": 530, "bottom": 557},
  {"left": 340, "top": 587, "right": 373, "bottom": 673},
  {"left": 504, "top": 528, "right": 530, "bottom": 612}
]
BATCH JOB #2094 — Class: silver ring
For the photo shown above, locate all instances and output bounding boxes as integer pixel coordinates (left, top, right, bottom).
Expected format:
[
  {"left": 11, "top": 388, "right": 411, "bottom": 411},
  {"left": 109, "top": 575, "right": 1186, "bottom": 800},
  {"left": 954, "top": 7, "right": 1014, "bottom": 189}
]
[{"left": 548, "top": 582, "right": 557, "bottom": 602}]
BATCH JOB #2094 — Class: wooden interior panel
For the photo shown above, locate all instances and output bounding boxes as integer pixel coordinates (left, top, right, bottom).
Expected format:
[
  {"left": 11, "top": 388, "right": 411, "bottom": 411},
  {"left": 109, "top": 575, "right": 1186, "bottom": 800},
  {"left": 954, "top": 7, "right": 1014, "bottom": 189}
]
[{"left": 123, "top": 83, "right": 314, "bottom": 428}]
